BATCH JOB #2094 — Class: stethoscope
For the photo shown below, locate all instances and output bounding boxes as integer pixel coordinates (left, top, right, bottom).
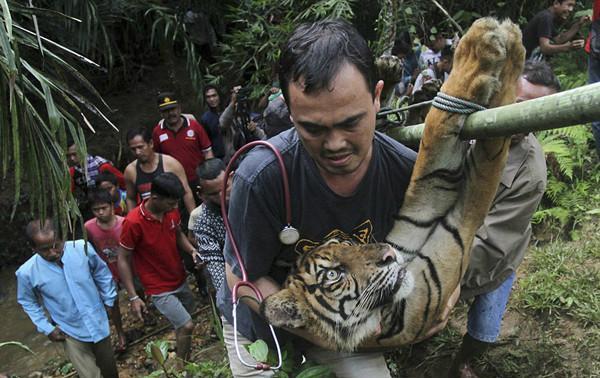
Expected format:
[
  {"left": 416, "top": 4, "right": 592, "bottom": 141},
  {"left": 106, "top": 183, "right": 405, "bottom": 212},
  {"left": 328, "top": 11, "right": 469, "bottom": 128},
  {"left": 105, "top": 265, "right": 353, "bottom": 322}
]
[{"left": 220, "top": 140, "right": 300, "bottom": 371}]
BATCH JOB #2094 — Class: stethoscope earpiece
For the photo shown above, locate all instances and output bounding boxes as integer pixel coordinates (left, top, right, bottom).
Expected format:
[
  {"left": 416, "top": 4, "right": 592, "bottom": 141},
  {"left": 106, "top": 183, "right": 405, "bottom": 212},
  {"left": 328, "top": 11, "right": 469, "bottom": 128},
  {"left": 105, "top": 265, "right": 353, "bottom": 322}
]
[{"left": 279, "top": 225, "right": 300, "bottom": 245}]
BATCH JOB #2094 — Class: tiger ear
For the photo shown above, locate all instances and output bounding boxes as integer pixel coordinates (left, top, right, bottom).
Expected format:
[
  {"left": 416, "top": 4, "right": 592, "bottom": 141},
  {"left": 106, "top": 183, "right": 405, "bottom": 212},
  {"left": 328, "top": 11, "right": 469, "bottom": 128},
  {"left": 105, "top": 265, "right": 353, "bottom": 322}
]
[{"left": 260, "top": 289, "right": 307, "bottom": 329}]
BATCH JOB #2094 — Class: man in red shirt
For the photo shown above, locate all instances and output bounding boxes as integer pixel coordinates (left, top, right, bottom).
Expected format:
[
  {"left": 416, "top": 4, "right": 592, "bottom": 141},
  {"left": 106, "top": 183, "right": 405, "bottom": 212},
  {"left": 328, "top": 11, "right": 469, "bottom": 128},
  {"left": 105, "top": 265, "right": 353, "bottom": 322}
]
[
  {"left": 152, "top": 92, "right": 214, "bottom": 194},
  {"left": 117, "top": 172, "right": 200, "bottom": 361}
]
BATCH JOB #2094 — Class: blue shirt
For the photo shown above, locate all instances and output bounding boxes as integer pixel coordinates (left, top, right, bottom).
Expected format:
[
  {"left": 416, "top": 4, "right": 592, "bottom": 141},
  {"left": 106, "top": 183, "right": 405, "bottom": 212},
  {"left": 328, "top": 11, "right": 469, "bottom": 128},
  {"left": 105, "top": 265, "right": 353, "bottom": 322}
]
[{"left": 16, "top": 240, "right": 117, "bottom": 343}]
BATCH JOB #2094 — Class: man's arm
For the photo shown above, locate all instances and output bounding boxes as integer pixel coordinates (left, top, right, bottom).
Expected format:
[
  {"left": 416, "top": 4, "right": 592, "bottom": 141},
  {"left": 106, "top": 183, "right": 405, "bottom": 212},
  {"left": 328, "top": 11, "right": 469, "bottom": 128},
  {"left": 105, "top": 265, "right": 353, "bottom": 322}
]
[
  {"left": 86, "top": 242, "right": 117, "bottom": 308},
  {"left": 124, "top": 163, "right": 138, "bottom": 212},
  {"left": 164, "top": 156, "right": 196, "bottom": 213},
  {"left": 117, "top": 245, "right": 146, "bottom": 321},
  {"left": 539, "top": 36, "right": 584, "bottom": 54},
  {"left": 176, "top": 227, "right": 200, "bottom": 264},
  {"left": 219, "top": 86, "right": 240, "bottom": 131},
  {"left": 203, "top": 148, "right": 214, "bottom": 159},
  {"left": 554, "top": 16, "right": 590, "bottom": 44},
  {"left": 16, "top": 272, "right": 55, "bottom": 336}
]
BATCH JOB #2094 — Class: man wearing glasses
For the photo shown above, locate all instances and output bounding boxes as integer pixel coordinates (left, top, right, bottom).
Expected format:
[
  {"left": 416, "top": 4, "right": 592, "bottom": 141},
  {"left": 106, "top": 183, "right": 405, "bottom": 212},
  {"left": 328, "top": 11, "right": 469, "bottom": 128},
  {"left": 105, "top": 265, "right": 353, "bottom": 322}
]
[{"left": 16, "top": 218, "right": 119, "bottom": 378}]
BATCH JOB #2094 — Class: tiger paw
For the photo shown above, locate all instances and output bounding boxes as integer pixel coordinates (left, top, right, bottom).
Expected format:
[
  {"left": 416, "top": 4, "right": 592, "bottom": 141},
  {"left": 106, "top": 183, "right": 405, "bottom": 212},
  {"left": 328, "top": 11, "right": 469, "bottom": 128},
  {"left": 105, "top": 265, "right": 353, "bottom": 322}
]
[{"left": 445, "top": 18, "right": 525, "bottom": 108}]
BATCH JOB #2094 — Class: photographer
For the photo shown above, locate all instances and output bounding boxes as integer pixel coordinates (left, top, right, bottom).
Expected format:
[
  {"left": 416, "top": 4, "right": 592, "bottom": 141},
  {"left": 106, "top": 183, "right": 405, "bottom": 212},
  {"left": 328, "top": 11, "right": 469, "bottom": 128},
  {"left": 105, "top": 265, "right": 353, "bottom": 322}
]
[{"left": 219, "top": 85, "right": 266, "bottom": 164}]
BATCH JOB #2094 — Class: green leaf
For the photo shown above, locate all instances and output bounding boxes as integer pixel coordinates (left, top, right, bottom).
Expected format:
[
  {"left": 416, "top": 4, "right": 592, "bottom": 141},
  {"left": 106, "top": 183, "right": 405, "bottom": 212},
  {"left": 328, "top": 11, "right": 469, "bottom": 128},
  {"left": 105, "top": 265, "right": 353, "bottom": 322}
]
[
  {"left": 404, "top": 7, "right": 412, "bottom": 15},
  {"left": 246, "top": 339, "right": 269, "bottom": 363},
  {"left": 145, "top": 340, "right": 170, "bottom": 365}
]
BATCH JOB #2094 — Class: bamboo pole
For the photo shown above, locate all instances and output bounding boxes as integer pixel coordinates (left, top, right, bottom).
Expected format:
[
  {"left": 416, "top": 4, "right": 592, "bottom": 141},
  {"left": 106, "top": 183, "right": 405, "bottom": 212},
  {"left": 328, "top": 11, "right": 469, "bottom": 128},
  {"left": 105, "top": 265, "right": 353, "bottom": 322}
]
[{"left": 386, "top": 82, "right": 600, "bottom": 145}]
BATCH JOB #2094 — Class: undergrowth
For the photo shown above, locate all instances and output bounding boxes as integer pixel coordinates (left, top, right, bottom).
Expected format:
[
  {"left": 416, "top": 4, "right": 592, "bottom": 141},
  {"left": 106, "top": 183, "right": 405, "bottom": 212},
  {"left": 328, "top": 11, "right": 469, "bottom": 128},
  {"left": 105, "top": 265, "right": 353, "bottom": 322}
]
[{"left": 514, "top": 223, "right": 600, "bottom": 326}]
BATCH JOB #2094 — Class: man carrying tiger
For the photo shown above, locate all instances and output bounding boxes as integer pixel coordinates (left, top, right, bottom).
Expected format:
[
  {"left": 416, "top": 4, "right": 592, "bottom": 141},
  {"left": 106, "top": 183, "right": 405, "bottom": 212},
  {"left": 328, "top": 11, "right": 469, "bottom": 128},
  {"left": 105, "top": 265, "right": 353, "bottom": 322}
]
[{"left": 219, "top": 17, "right": 525, "bottom": 378}]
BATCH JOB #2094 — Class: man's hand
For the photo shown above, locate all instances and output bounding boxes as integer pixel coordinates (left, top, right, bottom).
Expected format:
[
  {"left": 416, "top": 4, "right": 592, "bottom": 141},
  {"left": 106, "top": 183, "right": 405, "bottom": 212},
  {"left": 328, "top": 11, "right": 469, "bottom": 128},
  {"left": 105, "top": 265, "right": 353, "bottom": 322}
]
[
  {"left": 578, "top": 15, "right": 591, "bottom": 26},
  {"left": 48, "top": 326, "right": 66, "bottom": 342},
  {"left": 247, "top": 120, "right": 258, "bottom": 133},
  {"left": 570, "top": 39, "right": 585, "bottom": 50},
  {"left": 231, "top": 85, "right": 242, "bottom": 104},
  {"left": 130, "top": 297, "right": 147, "bottom": 322}
]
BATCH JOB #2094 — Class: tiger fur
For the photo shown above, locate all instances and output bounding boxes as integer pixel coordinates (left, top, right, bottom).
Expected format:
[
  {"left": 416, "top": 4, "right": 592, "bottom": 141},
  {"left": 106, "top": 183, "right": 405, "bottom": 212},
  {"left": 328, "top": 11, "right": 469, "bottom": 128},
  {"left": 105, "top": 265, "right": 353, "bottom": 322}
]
[{"left": 261, "top": 18, "right": 525, "bottom": 351}]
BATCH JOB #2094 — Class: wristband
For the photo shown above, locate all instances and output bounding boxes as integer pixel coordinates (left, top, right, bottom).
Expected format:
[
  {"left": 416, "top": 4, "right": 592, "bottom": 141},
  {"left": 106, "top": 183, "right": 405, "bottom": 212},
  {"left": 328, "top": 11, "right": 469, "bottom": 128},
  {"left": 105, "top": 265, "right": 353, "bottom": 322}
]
[{"left": 129, "top": 295, "right": 140, "bottom": 302}]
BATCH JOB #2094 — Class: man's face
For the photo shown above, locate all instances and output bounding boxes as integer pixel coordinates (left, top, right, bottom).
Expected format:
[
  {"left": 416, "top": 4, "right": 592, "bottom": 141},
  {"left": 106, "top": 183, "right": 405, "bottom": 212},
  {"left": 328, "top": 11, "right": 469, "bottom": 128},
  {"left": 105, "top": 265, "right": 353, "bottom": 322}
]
[
  {"left": 128, "top": 135, "right": 154, "bottom": 163},
  {"left": 66, "top": 145, "right": 80, "bottom": 167},
  {"left": 553, "top": 0, "right": 576, "bottom": 21},
  {"left": 440, "top": 57, "right": 453, "bottom": 73},
  {"left": 91, "top": 202, "right": 114, "bottom": 223},
  {"left": 160, "top": 105, "right": 182, "bottom": 128},
  {"left": 288, "top": 63, "right": 383, "bottom": 179},
  {"left": 516, "top": 77, "right": 557, "bottom": 102},
  {"left": 513, "top": 76, "right": 557, "bottom": 142},
  {"left": 98, "top": 181, "right": 118, "bottom": 201},
  {"left": 205, "top": 89, "right": 220, "bottom": 109},
  {"left": 199, "top": 170, "right": 230, "bottom": 207},
  {"left": 32, "top": 231, "right": 64, "bottom": 263},
  {"left": 432, "top": 35, "right": 446, "bottom": 51}
]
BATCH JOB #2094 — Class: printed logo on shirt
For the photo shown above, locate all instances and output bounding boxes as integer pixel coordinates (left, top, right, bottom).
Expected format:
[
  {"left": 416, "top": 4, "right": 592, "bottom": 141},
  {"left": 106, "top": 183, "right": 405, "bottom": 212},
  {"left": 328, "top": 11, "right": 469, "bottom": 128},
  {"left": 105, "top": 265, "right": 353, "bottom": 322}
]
[
  {"left": 185, "top": 129, "right": 196, "bottom": 141},
  {"left": 294, "top": 219, "right": 374, "bottom": 255},
  {"left": 159, "top": 133, "right": 169, "bottom": 143}
]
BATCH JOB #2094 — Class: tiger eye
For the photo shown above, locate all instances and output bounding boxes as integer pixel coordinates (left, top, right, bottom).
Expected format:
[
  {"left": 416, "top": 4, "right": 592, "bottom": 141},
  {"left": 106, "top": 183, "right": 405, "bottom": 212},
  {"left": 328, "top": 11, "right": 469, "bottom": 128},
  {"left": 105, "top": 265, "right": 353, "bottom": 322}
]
[{"left": 326, "top": 269, "right": 339, "bottom": 281}]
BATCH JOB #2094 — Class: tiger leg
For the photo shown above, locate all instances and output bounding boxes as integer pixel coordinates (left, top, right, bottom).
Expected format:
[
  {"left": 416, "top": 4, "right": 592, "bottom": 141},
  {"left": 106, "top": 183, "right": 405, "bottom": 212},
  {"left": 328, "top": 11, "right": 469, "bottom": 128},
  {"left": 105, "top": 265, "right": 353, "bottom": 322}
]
[{"left": 379, "top": 18, "right": 525, "bottom": 346}]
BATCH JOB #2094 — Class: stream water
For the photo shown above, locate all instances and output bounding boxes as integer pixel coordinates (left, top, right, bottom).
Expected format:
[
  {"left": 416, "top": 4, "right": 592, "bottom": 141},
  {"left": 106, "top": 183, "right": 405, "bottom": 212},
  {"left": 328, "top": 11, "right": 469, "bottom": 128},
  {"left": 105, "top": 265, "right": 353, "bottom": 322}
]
[{"left": 0, "top": 266, "right": 64, "bottom": 376}]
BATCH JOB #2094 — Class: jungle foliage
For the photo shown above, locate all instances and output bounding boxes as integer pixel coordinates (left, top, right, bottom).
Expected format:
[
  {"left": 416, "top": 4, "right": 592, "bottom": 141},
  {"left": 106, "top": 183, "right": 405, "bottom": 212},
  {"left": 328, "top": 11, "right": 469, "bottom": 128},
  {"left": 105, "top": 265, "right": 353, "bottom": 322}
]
[{"left": 0, "top": 0, "right": 596, "bottom": 236}]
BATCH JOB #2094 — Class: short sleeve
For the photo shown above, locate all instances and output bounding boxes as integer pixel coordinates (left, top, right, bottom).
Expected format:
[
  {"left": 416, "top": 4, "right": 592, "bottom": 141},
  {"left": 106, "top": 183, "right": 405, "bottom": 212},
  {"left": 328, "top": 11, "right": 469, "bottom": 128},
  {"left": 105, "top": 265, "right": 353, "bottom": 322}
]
[
  {"left": 196, "top": 123, "right": 212, "bottom": 151},
  {"left": 119, "top": 217, "right": 141, "bottom": 250},
  {"left": 536, "top": 12, "right": 555, "bottom": 39},
  {"left": 152, "top": 125, "right": 162, "bottom": 153},
  {"left": 223, "top": 170, "right": 283, "bottom": 281}
]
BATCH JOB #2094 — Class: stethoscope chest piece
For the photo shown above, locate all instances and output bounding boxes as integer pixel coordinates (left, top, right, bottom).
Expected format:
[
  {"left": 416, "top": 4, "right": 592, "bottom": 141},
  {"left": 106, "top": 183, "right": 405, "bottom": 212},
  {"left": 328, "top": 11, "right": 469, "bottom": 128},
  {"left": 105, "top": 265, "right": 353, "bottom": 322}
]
[{"left": 279, "top": 225, "right": 300, "bottom": 245}]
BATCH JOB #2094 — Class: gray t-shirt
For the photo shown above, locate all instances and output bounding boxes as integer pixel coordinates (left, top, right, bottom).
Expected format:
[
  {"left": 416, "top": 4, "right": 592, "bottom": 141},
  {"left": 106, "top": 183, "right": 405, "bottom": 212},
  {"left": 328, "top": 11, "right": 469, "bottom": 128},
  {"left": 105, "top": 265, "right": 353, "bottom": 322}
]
[{"left": 217, "top": 128, "right": 416, "bottom": 343}]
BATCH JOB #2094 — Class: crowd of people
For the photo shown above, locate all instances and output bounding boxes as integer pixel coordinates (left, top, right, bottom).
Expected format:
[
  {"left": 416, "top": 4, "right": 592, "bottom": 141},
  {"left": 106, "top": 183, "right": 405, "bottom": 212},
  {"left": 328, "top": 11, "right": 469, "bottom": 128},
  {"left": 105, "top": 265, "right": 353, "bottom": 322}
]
[{"left": 13, "top": 1, "right": 599, "bottom": 377}]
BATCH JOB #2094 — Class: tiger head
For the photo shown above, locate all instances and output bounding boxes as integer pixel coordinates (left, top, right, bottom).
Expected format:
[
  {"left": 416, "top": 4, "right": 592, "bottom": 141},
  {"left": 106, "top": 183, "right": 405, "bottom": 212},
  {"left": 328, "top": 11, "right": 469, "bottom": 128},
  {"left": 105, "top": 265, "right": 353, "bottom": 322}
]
[{"left": 260, "top": 243, "right": 411, "bottom": 351}]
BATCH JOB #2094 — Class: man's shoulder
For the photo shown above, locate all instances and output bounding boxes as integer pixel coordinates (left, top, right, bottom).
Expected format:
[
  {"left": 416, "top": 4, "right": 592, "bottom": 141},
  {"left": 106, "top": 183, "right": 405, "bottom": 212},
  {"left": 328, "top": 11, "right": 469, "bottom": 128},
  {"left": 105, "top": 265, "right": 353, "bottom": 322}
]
[
  {"left": 374, "top": 132, "right": 417, "bottom": 162},
  {"left": 235, "top": 129, "right": 300, "bottom": 181},
  {"left": 63, "top": 239, "right": 88, "bottom": 253},
  {"left": 16, "top": 255, "right": 39, "bottom": 277},
  {"left": 123, "top": 206, "right": 143, "bottom": 224},
  {"left": 84, "top": 218, "right": 97, "bottom": 232},
  {"left": 152, "top": 120, "right": 163, "bottom": 133}
]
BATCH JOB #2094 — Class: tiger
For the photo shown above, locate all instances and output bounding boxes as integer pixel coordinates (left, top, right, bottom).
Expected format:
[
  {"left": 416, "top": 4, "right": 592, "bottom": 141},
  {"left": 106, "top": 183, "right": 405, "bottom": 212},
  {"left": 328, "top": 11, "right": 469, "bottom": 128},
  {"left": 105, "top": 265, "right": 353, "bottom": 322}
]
[{"left": 260, "top": 17, "right": 525, "bottom": 352}]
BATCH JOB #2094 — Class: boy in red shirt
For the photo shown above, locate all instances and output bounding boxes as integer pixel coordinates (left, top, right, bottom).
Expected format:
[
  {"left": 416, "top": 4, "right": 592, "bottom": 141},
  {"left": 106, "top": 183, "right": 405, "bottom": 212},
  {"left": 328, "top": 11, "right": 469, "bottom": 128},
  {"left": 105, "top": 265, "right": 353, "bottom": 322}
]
[
  {"left": 117, "top": 172, "right": 200, "bottom": 361},
  {"left": 85, "top": 189, "right": 127, "bottom": 353}
]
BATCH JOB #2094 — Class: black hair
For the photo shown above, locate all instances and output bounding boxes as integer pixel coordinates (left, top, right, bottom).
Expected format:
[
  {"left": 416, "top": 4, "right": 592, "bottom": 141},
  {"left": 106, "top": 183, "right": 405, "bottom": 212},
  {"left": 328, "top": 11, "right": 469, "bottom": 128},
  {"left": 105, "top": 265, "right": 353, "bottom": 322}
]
[
  {"left": 95, "top": 171, "right": 118, "bottom": 187},
  {"left": 279, "top": 19, "right": 376, "bottom": 106},
  {"left": 440, "top": 45, "right": 454, "bottom": 60},
  {"left": 67, "top": 137, "right": 76, "bottom": 148},
  {"left": 522, "top": 60, "right": 561, "bottom": 92},
  {"left": 126, "top": 126, "right": 152, "bottom": 143},
  {"left": 25, "top": 218, "right": 55, "bottom": 244},
  {"left": 196, "top": 158, "right": 225, "bottom": 182},
  {"left": 392, "top": 31, "right": 413, "bottom": 56},
  {"left": 88, "top": 188, "right": 113, "bottom": 207},
  {"left": 151, "top": 172, "right": 184, "bottom": 199},
  {"left": 203, "top": 84, "right": 220, "bottom": 98}
]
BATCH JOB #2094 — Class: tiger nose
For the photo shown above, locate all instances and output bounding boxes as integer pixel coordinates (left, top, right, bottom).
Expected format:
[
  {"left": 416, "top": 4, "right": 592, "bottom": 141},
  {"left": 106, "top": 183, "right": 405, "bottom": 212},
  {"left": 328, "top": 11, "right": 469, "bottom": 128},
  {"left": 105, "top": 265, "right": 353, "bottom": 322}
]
[{"left": 378, "top": 246, "right": 397, "bottom": 266}]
